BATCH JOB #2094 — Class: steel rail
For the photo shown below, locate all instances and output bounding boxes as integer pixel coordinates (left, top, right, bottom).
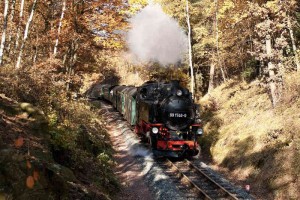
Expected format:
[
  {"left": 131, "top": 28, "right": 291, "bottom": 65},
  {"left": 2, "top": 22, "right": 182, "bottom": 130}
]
[
  {"left": 184, "top": 159, "right": 240, "bottom": 200},
  {"left": 165, "top": 159, "right": 213, "bottom": 200}
]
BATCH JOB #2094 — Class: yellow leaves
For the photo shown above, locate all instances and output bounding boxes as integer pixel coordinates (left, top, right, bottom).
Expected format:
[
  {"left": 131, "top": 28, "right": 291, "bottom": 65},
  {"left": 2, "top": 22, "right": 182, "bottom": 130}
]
[
  {"left": 127, "top": 0, "right": 148, "bottom": 14},
  {"left": 194, "top": 27, "right": 209, "bottom": 42},
  {"left": 105, "top": 40, "right": 124, "bottom": 50},
  {"left": 219, "top": 0, "right": 235, "bottom": 18},
  {"left": 231, "top": 12, "right": 248, "bottom": 25},
  {"left": 94, "top": 37, "right": 124, "bottom": 50},
  {"left": 128, "top": 0, "right": 148, "bottom": 6},
  {"left": 265, "top": 0, "right": 281, "bottom": 13}
]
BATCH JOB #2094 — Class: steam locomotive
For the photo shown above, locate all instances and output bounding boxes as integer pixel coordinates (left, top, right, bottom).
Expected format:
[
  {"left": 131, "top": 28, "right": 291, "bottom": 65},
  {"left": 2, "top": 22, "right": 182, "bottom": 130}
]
[{"left": 89, "top": 80, "right": 203, "bottom": 158}]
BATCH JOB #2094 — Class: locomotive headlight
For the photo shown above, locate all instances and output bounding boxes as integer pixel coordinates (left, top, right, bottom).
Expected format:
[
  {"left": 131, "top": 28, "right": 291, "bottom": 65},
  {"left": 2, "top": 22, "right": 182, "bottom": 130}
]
[
  {"left": 152, "top": 127, "right": 159, "bottom": 134},
  {"left": 197, "top": 128, "right": 203, "bottom": 135},
  {"left": 176, "top": 90, "right": 183, "bottom": 96}
]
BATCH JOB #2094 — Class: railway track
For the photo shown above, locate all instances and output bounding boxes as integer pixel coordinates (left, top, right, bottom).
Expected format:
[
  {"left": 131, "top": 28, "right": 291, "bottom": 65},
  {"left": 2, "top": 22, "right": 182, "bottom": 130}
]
[
  {"left": 94, "top": 100, "right": 254, "bottom": 199},
  {"left": 157, "top": 158, "right": 254, "bottom": 200}
]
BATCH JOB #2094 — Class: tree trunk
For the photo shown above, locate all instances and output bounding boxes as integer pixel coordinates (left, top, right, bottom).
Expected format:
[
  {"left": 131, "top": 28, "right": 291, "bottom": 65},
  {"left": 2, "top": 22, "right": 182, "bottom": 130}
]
[
  {"left": 214, "top": 0, "right": 226, "bottom": 83},
  {"left": 53, "top": 0, "right": 66, "bottom": 56},
  {"left": 287, "top": 15, "right": 300, "bottom": 71},
  {"left": 32, "top": 34, "right": 38, "bottom": 64},
  {"left": 266, "top": 35, "right": 279, "bottom": 107},
  {"left": 213, "top": 0, "right": 226, "bottom": 83},
  {"left": 194, "top": 67, "right": 201, "bottom": 101},
  {"left": 259, "top": 58, "right": 264, "bottom": 77},
  {"left": 6, "top": 0, "right": 16, "bottom": 56},
  {"left": 65, "top": 38, "right": 78, "bottom": 91},
  {"left": 0, "top": 0, "right": 10, "bottom": 65},
  {"left": 220, "top": 66, "right": 226, "bottom": 82},
  {"left": 16, "top": 0, "right": 38, "bottom": 69},
  {"left": 15, "top": 0, "right": 25, "bottom": 51},
  {"left": 208, "top": 62, "right": 215, "bottom": 94},
  {"left": 186, "top": 0, "right": 194, "bottom": 98}
]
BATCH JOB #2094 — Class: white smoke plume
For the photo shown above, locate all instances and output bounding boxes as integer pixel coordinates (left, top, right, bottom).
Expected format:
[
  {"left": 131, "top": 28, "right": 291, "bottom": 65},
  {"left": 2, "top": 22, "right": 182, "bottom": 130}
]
[{"left": 127, "top": 4, "right": 188, "bottom": 66}]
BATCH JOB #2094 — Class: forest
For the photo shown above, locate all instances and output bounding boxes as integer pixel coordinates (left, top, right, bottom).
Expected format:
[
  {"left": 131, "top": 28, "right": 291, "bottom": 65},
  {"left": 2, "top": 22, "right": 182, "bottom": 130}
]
[{"left": 0, "top": 0, "right": 299, "bottom": 199}]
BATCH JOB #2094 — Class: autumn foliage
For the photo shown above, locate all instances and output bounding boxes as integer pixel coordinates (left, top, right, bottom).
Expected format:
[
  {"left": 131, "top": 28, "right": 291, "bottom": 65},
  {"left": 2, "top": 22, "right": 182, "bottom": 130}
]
[
  {"left": 156, "top": 0, "right": 300, "bottom": 102},
  {"left": 1, "top": 0, "right": 300, "bottom": 199}
]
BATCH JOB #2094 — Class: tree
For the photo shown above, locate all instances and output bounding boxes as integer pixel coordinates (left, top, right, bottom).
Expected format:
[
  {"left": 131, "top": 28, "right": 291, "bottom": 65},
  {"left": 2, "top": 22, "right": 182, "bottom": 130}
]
[
  {"left": 247, "top": 0, "right": 300, "bottom": 106},
  {"left": 280, "top": 0, "right": 300, "bottom": 71},
  {"left": 186, "top": 0, "right": 194, "bottom": 97},
  {"left": 6, "top": 0, "right": 17, "bottom": 57},
  {"left": 266, "top": 34, "right": 280, "bottom": 106},
  {"left": 15, "top": 0, "right": 25, "bottom": 51},
  {"left": 53, "top": 0, "right": 66, "bottom": 56},
  {"left": 16, "top": 0, "right": 38, "bottom": 69},
  {"left": 0, "top": 0, "right": 9, "bottom": 65}
]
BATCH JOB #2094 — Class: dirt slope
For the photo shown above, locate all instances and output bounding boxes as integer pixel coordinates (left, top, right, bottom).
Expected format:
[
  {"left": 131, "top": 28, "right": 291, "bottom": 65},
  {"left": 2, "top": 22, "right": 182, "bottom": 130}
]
[{"left": 0, "top": 94, "right": 115, "bottom": 199}]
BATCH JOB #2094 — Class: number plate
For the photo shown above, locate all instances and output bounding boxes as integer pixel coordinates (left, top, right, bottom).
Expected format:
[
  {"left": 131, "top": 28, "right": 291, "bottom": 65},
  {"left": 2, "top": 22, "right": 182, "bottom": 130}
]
[{"left": 169, "top": 113, "right": 188, "bottom": 118}]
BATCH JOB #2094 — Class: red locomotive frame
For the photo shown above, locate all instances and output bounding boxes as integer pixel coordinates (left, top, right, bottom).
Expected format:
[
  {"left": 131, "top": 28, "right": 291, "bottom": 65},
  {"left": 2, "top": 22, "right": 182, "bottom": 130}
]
[{"left": 135, "top": 120, "right": 201, "bottom": 157}]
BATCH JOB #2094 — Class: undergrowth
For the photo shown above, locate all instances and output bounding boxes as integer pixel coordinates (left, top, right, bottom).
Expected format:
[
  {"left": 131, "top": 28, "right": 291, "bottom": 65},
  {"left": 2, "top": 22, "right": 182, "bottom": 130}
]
[
  {"left": 48, "top": 100, "right": 119, "bottom": 193},
  {"left": 0, "top": 66, "right": 118, "bottom": 198}
]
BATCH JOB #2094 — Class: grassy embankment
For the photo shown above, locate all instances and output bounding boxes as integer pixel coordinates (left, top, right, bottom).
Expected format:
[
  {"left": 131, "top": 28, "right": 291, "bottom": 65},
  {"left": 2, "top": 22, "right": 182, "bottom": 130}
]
[{"left": 200, "top": 72, "right": 300, "bottom": 199}]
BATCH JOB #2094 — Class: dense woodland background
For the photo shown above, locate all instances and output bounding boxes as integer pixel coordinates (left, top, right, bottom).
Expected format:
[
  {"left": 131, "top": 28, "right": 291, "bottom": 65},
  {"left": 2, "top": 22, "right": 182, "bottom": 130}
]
[
  {"left": 0, "top": 0, "right": 299, "bottom": 199},
  {"left": 0, "top": 0, "right": 299, "bottom": 102}
]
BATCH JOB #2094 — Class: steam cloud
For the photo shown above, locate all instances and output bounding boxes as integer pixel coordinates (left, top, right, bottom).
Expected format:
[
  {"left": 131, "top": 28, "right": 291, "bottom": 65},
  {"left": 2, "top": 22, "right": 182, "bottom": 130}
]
[{"left": 127, "top": 4, "right": 188, "bottom": 66}]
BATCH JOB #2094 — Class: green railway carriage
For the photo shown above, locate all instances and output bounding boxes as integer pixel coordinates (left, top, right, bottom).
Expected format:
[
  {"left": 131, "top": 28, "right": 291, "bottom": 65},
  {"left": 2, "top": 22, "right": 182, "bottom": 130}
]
[
  {"left": 101, "top": 84, "right": 137, "bottom": 126},
  {"left": 122, "top": 87, "right": 133, "bottom": 116},
  {"left": 108, "top": 85, "right": 118, "bottom": 102},
  {"left": 88, "top": 84, "right": 103, "bottom": 99},
  {"left": 110, "top": 86, "right": 117, "bottom": 104},
  {"left": 124, "top": 87, "right": 137, "bottom": 126},
  {"left": 112, "top": 86, "right": 126, "bottom": 108},
  {"left": 103, "top": 85, "right": 110, "bottom": 101},
  {"left": 99, "top": 84, "right": 108, "bottom": 99},
  {"left": 103, "top": 85, "right": 116, "bottom": 101},
  {"left": 118, "top": 87, "right": 133, "bottom": 115}
]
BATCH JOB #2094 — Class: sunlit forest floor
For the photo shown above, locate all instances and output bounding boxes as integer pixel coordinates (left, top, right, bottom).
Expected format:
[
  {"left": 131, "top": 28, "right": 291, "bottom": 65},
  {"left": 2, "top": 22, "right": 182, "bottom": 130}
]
[
  {"left": 0, "top": 69, "right": 119, "bottom": 199},
  {"left": 199, "top": 72, "right": 300, "bottom": 199}
]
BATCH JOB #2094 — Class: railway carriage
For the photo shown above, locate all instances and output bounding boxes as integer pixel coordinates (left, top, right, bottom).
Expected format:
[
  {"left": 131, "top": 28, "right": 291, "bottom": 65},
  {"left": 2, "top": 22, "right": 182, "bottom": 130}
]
[
  {"left": 111, "top": 86, "right": 127, "bottom": 109},
  {"left": 88, "top": 84, "right": 107, "bottom": 99},
  {"left": 103, "top": 84, "right": 116, "bottom": 101},
  {"left": 124, "top": 87, "right": 137, "bottom": 126},
  {"left": 98, "top": 84, "right": 108, "bottom": 99},
  {"left": 116, "top": 86, "right": 131, "bottom": 115},
  {"left": 111, "top": 85, "right": 119, "bottom": 106}
]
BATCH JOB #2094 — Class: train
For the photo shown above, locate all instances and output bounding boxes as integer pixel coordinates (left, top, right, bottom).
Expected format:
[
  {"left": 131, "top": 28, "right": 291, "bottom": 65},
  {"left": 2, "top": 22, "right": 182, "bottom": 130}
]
[{"left": 88, "top": 80, "right": 203, "bottom": 158}]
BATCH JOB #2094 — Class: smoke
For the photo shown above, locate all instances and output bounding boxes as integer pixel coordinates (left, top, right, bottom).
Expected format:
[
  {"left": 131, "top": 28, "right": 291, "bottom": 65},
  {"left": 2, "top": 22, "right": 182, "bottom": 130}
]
[{"left": 127, "top": 4, "right": 187, "bottom": 66}]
